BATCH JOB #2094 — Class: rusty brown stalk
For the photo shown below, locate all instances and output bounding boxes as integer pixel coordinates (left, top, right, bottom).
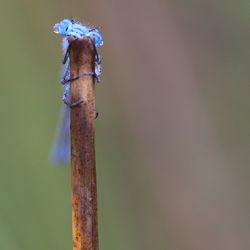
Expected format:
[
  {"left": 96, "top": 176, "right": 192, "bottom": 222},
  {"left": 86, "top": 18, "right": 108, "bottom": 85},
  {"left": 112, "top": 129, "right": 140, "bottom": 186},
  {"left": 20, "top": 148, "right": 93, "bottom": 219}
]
[{"left": 69, "top": 37, "right": 98, "bottom": 250}]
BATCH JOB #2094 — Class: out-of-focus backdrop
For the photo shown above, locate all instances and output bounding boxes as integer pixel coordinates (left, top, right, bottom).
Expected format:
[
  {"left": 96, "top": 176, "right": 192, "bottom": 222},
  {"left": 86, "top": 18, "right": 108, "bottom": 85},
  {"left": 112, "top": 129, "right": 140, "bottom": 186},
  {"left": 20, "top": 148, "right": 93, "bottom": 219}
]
[{"left": 0, "top": 0, "right": 250, "bottom": 249}]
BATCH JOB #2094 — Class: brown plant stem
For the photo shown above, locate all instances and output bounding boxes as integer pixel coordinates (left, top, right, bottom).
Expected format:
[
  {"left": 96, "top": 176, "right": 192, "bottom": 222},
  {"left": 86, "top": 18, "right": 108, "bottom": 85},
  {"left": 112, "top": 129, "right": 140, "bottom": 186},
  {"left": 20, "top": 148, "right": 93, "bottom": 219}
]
[{"left": 69, "top": 37, "right": 98, "bottom": 250}]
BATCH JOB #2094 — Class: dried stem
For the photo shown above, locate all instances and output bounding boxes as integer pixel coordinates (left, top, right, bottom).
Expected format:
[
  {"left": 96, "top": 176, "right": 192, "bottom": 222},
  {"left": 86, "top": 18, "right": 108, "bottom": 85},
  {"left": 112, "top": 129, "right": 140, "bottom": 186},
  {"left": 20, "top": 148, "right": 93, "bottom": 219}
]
[{"left": 69, "top": 37, "right": 98, "bottom": 250}]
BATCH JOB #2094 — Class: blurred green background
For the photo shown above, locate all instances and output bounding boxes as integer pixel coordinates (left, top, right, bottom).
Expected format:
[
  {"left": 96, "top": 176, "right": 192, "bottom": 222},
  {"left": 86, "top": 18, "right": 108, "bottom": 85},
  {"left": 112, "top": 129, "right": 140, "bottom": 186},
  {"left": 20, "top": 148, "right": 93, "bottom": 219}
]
[{"left": 0, "top": 0, "right": 250, "bottom": 249}]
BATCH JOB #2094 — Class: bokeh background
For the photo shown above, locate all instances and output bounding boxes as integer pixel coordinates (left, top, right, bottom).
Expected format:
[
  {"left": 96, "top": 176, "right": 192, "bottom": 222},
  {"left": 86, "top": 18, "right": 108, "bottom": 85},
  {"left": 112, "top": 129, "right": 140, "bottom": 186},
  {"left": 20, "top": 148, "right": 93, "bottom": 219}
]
[{"left": 0, "top": 0, "right": 250, "bottom": 249}]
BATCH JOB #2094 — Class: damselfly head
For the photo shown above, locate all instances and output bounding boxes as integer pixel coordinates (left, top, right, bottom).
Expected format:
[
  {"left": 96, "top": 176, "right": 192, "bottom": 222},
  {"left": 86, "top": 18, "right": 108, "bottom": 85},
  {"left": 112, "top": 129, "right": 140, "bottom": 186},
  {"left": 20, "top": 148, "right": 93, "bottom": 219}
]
[{"left": 53, "top": 19, "right": 73, "bottom": 36}]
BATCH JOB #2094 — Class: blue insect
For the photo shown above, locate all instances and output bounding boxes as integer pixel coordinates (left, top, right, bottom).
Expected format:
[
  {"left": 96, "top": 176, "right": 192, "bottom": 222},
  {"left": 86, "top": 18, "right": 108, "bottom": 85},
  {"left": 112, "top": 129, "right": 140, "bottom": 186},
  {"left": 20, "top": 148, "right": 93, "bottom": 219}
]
[{"left": 51, "top": 19, "right": 103, "bottom": 164}]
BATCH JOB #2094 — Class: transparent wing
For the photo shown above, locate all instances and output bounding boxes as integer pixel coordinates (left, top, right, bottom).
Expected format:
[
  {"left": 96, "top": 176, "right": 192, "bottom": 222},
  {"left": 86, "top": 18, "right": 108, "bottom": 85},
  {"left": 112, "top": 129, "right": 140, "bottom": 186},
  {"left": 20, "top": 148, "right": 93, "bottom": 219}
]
[
  {"left": 50, "top": 104, "right": 70, "bottom": 165},
  {"left": 50, "top": 50, "right": 71, "bottom": 165},
  {"left": 62, "top": 56, "right": 71, "bottom": 104}
]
